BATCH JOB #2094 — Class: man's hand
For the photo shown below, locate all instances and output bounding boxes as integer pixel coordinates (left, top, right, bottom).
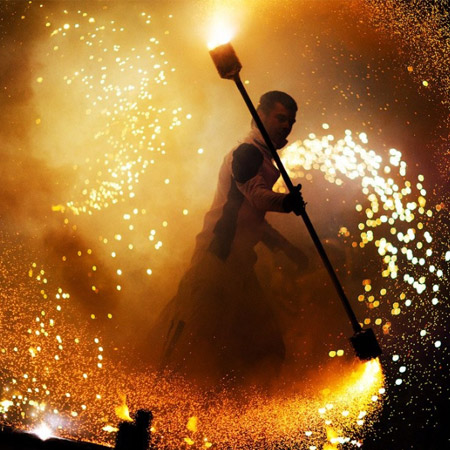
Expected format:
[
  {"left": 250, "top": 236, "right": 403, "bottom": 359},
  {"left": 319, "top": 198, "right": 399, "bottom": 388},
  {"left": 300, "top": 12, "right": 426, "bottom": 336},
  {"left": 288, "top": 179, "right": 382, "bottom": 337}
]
[{"left": 282, "top": 184, "right": 304, "bottom": 216}]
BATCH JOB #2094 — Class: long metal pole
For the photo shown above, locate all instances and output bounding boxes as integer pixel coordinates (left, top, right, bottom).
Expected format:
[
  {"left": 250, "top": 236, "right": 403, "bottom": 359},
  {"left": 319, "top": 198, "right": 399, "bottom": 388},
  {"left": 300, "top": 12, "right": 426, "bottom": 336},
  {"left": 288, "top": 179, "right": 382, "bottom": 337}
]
[{"left": 233, "top": 73, "right": 362, "bottom": 333}]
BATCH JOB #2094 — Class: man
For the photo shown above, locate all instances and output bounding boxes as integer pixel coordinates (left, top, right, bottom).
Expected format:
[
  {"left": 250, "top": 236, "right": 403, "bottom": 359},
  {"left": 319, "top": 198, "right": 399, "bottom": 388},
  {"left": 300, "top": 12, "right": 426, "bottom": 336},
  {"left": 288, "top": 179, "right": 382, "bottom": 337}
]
[{"left": 149, "top": 91, "right": 306, "bottom": 386}]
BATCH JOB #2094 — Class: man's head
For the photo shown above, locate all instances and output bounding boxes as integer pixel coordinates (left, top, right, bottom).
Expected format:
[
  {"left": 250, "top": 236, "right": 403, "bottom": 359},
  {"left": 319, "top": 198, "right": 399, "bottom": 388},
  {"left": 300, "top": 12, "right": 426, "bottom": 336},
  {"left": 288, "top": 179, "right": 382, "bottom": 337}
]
[{"left": 256, "top": 91, "right": 297, "bottom": 149}]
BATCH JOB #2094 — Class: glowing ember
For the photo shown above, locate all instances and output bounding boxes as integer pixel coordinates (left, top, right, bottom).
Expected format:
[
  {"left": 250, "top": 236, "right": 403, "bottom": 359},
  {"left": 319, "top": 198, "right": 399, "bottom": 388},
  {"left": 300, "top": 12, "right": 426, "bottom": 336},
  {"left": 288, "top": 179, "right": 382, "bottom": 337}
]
[{"left": 115, "top": 395, "right": 132, "bottom": 422}]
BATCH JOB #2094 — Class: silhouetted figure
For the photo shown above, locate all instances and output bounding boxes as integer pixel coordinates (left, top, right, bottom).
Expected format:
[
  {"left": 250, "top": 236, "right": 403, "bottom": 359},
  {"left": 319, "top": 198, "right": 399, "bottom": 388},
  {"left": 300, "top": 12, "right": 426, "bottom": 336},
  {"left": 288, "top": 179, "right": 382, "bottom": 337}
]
[{"left": 149, "top": 91, "right": 307, "bottom": 387}]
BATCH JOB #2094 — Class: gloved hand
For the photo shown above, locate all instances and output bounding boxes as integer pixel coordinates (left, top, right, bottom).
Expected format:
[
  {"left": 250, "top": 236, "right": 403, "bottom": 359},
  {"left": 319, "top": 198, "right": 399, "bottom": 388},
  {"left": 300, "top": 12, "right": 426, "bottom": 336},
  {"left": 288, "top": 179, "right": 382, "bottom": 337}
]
[{"left": 282, "top": 184, "right": 304, "bottom": 216}]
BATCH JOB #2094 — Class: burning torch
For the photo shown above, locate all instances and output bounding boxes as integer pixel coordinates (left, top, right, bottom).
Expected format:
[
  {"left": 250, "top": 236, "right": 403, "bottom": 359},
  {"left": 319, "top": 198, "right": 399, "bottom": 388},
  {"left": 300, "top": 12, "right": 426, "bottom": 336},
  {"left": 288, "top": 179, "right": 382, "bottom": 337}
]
[{"left": 209, "top": 41, "right": 381, "bottom": 361}]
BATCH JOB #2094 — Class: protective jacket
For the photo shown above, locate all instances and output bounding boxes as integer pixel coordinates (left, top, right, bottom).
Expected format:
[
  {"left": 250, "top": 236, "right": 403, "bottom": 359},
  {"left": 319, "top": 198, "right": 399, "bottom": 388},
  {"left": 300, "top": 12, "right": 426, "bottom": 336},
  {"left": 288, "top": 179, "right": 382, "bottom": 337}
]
[{"left": 193, "top": 127, "right": 289, "bottom": 269}]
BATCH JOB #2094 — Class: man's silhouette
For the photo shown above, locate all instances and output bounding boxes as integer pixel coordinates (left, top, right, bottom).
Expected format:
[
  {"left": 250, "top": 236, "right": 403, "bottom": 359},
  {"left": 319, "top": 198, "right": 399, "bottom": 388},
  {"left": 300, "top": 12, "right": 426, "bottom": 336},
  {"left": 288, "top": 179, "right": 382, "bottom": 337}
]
[{"left": 149, "top": 91, "right": 307, "bottom": 386}]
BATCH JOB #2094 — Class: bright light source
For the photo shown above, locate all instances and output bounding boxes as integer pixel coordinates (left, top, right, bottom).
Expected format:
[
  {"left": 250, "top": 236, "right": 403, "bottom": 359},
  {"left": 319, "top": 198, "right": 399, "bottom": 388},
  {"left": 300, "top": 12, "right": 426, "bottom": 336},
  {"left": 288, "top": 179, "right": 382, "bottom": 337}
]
[
  {"left": 206, "top": 12, "right": 235, "bottom": 49},
  {"left": 31, "top": 422, "right": 53, "bottom": 441}
]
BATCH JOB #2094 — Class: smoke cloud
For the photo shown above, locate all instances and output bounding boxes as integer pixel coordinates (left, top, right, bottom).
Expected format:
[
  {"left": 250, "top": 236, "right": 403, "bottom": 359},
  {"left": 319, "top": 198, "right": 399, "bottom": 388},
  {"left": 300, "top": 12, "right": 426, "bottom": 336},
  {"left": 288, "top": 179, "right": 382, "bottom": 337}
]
[{"left": 0, "top": 5, "right": 448, "bottom": 442}]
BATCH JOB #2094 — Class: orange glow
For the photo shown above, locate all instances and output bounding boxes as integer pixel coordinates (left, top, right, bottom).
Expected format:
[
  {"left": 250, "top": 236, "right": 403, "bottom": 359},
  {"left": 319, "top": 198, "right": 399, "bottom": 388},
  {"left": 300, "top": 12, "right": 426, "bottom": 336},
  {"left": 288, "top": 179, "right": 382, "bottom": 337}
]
[
  {"left": 186, "top": 416, "right": 198, "bottom": 432},
  {"left": 115, "top": 395, "right": 132, "bottom": 422},
  {"left": 3, "top": 0, "right": 448, "bottom": 448},
  {"left": 206, "top": 11, "right": 236, "bottom": 49}
]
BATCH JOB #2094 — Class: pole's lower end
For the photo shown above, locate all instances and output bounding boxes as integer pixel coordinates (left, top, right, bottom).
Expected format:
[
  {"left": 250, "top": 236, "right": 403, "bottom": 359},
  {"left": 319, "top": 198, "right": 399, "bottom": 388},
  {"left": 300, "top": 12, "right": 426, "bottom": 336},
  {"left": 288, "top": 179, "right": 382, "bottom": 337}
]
[{"left": 350, "top": 327, "right": 382, "bottom": 361}]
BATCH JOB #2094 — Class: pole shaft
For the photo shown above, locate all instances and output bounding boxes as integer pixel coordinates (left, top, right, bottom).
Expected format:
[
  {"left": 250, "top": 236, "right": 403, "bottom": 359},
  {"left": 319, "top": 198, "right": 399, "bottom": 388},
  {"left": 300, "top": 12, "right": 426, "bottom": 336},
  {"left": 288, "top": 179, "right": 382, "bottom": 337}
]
[
  {"left": 233, "top": 74, "right": 362, "bottom": 333},
  {"left": 300, "top": 210, "right": 362, "bottom": 332}
]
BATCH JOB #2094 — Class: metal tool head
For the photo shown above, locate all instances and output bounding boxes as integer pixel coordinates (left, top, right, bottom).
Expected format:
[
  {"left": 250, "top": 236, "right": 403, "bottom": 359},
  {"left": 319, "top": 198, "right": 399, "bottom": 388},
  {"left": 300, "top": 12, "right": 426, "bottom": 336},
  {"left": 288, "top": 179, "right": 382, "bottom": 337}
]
[
  {"left": 209, "top": 42, "right": 242, "bottom": 79},
  {"left": 350, "top": 327, "right": 382, "bottom": 361}
]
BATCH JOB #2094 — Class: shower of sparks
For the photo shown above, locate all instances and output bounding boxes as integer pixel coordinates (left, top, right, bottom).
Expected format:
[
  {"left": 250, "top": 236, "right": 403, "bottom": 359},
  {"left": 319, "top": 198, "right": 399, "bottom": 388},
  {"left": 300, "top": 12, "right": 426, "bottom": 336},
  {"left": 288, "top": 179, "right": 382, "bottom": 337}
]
[
  {"left": 1, "top": 4, "right": 387, "bottom": 447},
  {"left": 38, "top": 9, "right": 186, "bottom": 216},
  {"left": 29, "top": 4, "right": 195, "bottom": 320},
  {"left": 281, "top": 128, "right": 445, "bottom": 297},
  {"left": 279, "top": 127, "right": 448, "bottom": 432},
  {"left": 0, "top": 229, "right": 385, "bottom": 448},
  {"left": 1, "top": 0, "right": 449, "bottom": 448},
  {"left": 280, "top": 127, "right": 446, "bottom": 334},
  {"left": 0, "top": 230, "right": 385, "bottom": 449}
]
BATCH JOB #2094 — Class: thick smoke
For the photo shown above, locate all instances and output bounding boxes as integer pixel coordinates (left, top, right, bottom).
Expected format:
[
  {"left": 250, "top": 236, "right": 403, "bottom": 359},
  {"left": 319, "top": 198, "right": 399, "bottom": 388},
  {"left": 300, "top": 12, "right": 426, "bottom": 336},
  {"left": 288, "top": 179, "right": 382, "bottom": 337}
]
[
  {"left": 1, "top": 0, "right": 448, "bottom": 389},
  {"left": 0, "top": 3, "right": 122, "bottom": 323}
]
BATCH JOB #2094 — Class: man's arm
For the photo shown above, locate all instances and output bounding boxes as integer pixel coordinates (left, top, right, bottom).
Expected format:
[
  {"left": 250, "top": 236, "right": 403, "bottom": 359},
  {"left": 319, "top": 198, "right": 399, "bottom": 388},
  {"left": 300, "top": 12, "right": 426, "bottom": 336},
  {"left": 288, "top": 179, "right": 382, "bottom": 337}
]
[{"left": 232, "top": 144, "right": 287, "bottom": 212}]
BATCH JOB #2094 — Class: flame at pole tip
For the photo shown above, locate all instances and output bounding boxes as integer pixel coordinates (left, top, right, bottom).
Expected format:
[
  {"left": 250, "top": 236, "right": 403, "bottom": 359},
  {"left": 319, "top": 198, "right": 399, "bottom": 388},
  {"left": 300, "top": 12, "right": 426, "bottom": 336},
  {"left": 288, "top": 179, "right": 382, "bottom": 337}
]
[
  {"left": 358, "top": 357, "right": 384, "bottom": 393},
  {"left": 364, "top": 357, "right": 382, "bottom": 375},
  {"left": 206, "top": 13, "right": 236, "bottom": 50}
]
